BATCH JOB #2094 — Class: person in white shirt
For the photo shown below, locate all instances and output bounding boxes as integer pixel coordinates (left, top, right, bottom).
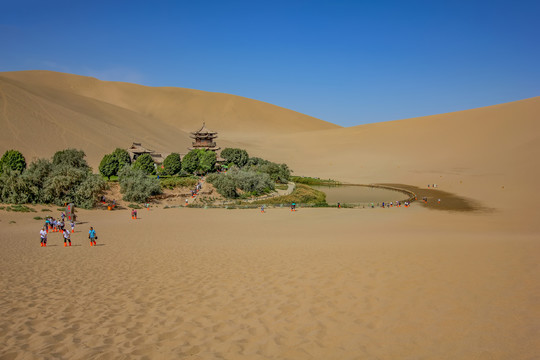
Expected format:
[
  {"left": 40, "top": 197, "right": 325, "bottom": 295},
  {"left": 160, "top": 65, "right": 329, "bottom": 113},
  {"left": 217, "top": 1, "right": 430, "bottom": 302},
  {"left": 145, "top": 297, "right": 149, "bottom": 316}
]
[
  {"left": 40, "top": 227, "right": 47, "bottom": 247},
  {"left": 63, "top": 229, "right": 71, "bottom": 247}
]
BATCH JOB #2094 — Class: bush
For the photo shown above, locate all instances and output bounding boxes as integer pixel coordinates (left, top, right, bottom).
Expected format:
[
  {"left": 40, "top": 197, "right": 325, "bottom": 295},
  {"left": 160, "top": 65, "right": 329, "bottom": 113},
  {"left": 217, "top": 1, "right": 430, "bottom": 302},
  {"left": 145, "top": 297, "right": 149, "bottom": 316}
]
[
  {"left": 118, "top": 166, "right": 161, "bottom": 202},
  {"left": 207, "top": 173, "right": 237, "bottom": 198},
  {"left": 221, "top": 148, "right": 249, "bottom": 168},
  {"left": 160, "top": 176, "right": 198, "bottom": 190},
  {"left": 99, "top": 154, "right": 120, "bottom": 180},
  {"left": 74, "top": 174, "right": 107, "bottom": 209},
  {"left": 112, "top": 148, "right": 131, "bottom": 167},
  {"left": 162, "top": 153, "right": 182, "bottom": 175},
  {"left": 0, "top": 150, "right": 26, "bottom": 174},
  {"left": 133, "top": 153, "right": 156, "bottom": 175},
  {"left": 252, "top": 184, "right": 327, "bottom": 205},
  {"left": 207, "top": 168, "right": 274, "bottom": 198},
  {"left": 251, "top": 162, "right": 291, "bottom": 183},
  {"left": 52, "top": 149, "right": 89, "bottom": 169}
]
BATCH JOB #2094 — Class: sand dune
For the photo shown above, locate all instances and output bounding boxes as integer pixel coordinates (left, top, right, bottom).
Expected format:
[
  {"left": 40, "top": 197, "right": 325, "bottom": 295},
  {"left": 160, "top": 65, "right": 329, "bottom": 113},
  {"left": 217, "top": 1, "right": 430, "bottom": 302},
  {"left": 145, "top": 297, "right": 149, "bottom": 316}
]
[{"left": 0, "top": 71, "right": 539, "bottom": 359}]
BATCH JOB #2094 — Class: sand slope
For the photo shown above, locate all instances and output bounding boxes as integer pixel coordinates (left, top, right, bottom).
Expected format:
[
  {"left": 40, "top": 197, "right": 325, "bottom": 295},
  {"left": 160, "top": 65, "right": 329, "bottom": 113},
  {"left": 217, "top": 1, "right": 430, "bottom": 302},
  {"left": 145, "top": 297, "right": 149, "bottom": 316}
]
[
  {"left": 0, "top": 71, "right": 539, "bottom": 359},
  {"left": 0, "top": 71, "right": 338, "bottom": 166}
]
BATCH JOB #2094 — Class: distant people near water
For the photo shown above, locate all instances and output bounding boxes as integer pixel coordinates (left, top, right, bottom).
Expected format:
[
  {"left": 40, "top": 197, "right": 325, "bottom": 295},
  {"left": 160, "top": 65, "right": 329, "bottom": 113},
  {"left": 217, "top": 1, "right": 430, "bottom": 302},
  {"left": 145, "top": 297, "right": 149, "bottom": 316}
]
[
  {"left": 89, "top": 227, "right": 97, "bottom": 246},
  {"left": 63, "top": 228, "right": 71, "bottom": 247},
  {"left": 40, "top": 227, "right": 47, "bottom": 247}
]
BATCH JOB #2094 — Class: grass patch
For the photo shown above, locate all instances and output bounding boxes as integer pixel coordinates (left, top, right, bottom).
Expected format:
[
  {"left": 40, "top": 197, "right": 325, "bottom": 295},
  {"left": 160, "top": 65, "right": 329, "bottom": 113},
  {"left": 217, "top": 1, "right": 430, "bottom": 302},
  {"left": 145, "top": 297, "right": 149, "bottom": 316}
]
[
  {"left": 128, "top": 203, "right": 142, "bottom": 209},
  {"left": 6, "top": 205, "right": 37, "bottom": 212},
  {"left": 275, "top": 183, "right": 288, "bottom": 190},
  {"left": 103, "top": 175, "right": 119, "bottom": 182},
  {"left": 251, "top": 184, "right": 327, "bottom": 205},
  {"left": 160, "top": 176, "right": 198, "bottom": 190},
  {"left": 33, "top": 216, "right": 43, "bottom": 220},
  {"left": 57, "top": 207, "right": 65, "bottom": 211},
  {"left": 0, "top": 206, "right": 5, "bottom": 210},
  {"left": 291, "top": 176, "right": 341, "bottom": 186},
  {"left": 41, "top": 208, "right": 52, "bottom": 212}
]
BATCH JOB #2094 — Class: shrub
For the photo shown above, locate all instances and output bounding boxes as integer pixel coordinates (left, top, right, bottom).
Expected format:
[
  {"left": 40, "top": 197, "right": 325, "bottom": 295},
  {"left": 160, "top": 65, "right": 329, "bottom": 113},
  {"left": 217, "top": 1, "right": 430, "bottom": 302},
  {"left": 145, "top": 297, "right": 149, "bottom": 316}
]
[
  {"left": 74, "top": 174, "right": 107, "bottom": 209},
  {"left": 221, "top": 148, "right": 249, "bottom": 168},
  {"left": 133, "top": 153, "right": 156, "bottom": 175},
  {"left": 207, "top": 168, "right": 274, "bottom": 198},
  {"left": 99, "top": 154, "right": 120, "bottom": 180},
  {"left": 52, "top": 149, "right": 89, "bottom": 169},
  {"left": 0, "top": 150, "right": 26, "bottom": 174},
  {"left": 160, "top": 176, "right": 198, "bottom": 190},
  {"left": 252, "top": 184, "right": 327, "bottom": 205},
  {"left": 162, "top": 153, "right": 182, "bottom": 175},
  {"left": 112, "top": 148, "right": 131, "bottom": 167},
  {"left": 252, "top": 162, "right": 291, "bottom": 183},
  {"left": 118, "top": 166, "right": 161, "bottom": 202}
]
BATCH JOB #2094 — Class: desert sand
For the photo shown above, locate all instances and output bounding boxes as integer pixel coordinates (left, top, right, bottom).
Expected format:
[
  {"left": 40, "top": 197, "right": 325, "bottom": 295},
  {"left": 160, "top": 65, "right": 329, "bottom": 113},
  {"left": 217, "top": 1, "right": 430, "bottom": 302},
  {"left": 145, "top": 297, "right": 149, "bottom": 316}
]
[{"left": 0, "top": 71, "right": 539, "bottom": 359}]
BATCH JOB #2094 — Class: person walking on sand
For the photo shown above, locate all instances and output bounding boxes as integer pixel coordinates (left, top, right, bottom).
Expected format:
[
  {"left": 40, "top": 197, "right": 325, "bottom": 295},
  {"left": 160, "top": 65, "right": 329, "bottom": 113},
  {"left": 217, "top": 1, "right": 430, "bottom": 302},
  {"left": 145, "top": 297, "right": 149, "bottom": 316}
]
[
  {"left": 70, "top": 220, "right": 75, "bottom": 233},
  {"left": 40, "top": 227, "right": 47, "bottom": 247},
  {"left": 88, "top": 227, "right": 97, "bottom": 246},
  {"left": 63, "top": 228, "right": 71, "bottom": 247},
  {"left": 261, "top": 205, "right": 265, "bottom": 213}
]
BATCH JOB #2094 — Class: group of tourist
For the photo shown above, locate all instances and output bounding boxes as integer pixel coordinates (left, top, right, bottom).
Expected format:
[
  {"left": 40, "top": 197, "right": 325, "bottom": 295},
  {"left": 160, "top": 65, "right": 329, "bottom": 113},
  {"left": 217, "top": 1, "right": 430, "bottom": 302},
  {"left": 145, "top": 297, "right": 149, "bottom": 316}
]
[{"left": 39, "top": 212, "right": 97, "bottom": 247}]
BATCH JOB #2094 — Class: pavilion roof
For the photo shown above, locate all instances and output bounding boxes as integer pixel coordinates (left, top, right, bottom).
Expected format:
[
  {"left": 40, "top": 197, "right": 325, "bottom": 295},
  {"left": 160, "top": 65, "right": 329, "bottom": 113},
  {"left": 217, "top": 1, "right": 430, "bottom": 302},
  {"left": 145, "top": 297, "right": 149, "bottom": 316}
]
[
  {"left": 128, "top": 142, "right": 154, "bottom": 154},
  {"left": 191, "top": 122, "right": 217, "bottom": 136}
]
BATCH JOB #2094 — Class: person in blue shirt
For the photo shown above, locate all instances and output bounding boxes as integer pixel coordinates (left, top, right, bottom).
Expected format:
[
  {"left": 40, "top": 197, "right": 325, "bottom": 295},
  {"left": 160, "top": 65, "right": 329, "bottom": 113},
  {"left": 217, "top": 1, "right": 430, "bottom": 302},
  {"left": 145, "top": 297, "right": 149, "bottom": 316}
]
[{"left": 88, "top": 226, "right": 97, "bottom": 246}]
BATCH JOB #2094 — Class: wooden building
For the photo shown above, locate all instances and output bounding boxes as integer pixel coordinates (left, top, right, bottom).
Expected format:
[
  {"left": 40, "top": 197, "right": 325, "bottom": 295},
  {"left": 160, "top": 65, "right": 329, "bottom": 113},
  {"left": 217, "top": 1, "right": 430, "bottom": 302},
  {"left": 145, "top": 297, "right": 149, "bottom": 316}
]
[{"left": 189, "top": 122, "right": 221, "bottom": 151}]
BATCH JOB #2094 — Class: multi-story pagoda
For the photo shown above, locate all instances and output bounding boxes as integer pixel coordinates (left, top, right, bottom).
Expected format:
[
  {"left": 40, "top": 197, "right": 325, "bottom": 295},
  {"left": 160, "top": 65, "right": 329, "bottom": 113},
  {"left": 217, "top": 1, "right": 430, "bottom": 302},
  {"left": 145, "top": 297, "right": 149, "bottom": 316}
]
[{"left": 189, "top": 122, "right": 220, "bottom": 151}]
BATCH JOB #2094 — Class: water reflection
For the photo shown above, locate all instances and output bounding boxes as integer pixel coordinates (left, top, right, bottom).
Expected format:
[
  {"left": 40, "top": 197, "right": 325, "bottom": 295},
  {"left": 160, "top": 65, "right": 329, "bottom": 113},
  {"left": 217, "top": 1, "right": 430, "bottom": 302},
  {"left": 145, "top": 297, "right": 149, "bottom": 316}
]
[{"left": 312, "top": 185, "right": 408, "bottom": 205}]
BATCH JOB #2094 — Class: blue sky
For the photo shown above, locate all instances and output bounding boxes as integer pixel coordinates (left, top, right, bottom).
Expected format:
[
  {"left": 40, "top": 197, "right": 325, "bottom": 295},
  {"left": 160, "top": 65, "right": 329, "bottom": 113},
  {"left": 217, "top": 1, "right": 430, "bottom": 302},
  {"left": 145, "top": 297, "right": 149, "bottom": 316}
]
[{"left": 1, "top": 0, "right": 539, "bottom": 127}]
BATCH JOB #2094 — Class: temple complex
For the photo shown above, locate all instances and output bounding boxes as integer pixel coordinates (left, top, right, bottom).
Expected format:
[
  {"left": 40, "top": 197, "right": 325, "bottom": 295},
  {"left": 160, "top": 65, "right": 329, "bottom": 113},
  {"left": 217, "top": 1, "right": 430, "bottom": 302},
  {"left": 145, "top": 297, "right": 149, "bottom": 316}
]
[{"left": 189, "top": 122, "right": 221, "bottom": 151}]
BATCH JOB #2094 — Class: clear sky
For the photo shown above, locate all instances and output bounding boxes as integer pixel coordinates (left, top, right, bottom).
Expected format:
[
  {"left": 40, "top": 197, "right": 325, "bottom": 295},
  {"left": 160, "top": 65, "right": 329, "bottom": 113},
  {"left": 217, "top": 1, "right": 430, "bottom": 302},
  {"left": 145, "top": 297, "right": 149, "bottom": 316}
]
[{"left": 1, "top": 0, "right": 539, "bottom": 127}]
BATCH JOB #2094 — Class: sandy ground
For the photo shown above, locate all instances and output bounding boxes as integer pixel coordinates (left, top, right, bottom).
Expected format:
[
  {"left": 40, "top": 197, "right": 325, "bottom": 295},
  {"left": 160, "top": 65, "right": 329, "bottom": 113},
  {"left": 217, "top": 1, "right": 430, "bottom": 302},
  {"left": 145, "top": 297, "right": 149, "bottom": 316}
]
[
  {"left": 0, "top": 71, "right": 539, "bottom": 359},
  {"left": 1, "top": 204, "right": 538, "bottom": 360}
]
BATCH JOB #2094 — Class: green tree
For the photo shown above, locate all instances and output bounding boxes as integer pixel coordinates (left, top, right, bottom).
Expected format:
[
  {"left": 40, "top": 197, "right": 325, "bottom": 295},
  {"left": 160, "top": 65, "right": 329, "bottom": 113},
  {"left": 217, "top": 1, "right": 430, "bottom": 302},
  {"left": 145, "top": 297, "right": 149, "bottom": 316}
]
[
  {"left": 162, "top": 153, "right": 182, "bottom": 175},
  {"left": 199, "top": 150, "right": 216, "bottom": 174},
  {"left": 133, "top": 153, "right": 156, "bottom": 175},
  {"left": 221, "top": 148, "right": 249, "bottom": 168},
  {"left": 99, "top": 154, "right": 120, "bottom": 180},
  {"left": 52, "top": 149, "right": 89, "bottom": 169},
  {"left": 112, "top": 148, "right": 131, "bottom": 167},
  {"left": 0, "top": 150, "right": 27, "bottom": 174},
  {"left": 181, "top": 150, "right": 199, "bottom": 174}
]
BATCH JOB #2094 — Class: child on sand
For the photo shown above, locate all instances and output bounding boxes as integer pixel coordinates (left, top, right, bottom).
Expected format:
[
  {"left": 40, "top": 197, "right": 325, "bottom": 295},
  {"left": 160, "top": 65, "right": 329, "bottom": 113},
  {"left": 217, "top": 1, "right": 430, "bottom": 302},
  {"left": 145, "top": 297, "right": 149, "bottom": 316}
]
[
  {"left": 63, "top": 228, "right": 71, "bottom": 247},
  {"left": 40, "top": 227, "right": 47, "bottom": 247},
  {"left": 88, "top": 227, "right": 97, "bottom": 246},
  {"left": 70, "top": 221, "right": 75, "bottom": 233},
  {"left": 261, "top": 205, "right": 265, "bottom": 213}
]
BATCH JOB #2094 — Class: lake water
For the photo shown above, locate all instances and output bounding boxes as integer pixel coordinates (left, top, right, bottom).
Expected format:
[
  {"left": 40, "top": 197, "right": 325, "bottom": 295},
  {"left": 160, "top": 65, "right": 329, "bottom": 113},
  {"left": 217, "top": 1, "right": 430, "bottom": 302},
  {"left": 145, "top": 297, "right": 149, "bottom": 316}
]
[{"left": 312, "top": 185, "right": 409, "bottom": 205}]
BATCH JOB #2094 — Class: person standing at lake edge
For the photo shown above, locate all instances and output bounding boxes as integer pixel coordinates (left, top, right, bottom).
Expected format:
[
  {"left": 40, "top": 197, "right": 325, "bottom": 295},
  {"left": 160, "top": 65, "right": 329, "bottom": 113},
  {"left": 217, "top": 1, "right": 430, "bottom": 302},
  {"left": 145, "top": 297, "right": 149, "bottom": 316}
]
[{"left": 89, "top": 227, "right": 97, "bottom": 246}]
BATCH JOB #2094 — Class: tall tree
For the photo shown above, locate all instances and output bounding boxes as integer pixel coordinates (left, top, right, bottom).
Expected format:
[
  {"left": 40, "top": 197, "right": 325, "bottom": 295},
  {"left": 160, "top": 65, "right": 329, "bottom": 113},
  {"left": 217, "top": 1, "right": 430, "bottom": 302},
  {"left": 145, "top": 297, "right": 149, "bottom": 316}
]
[
  {"left": 133, "top": 153, "right": 156, "bottom": 175},
  {"left": 0, "top": 150, "right": 26, "bottom": 174},
  {"left": 99, "top": 154, "right": 120, "bottom": 180}
]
